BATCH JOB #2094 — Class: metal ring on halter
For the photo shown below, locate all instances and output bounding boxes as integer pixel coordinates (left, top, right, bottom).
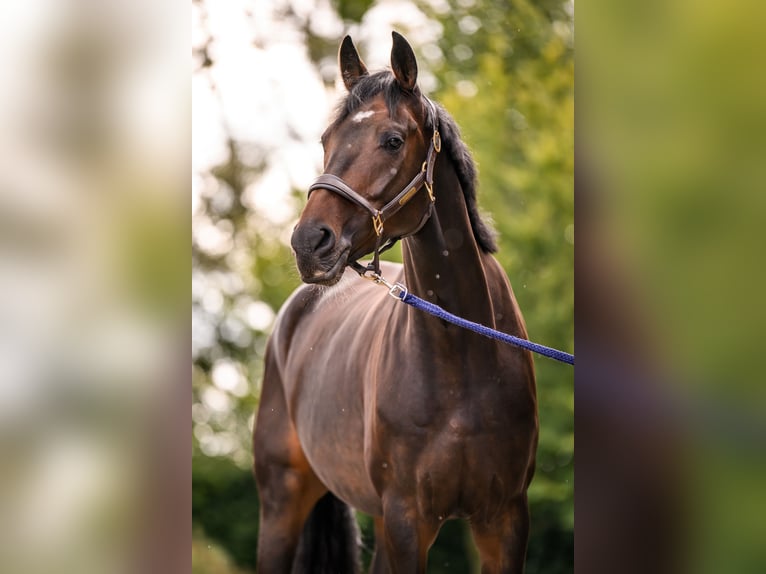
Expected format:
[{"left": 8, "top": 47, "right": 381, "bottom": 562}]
[{"left": 432, "top": 130, "right": 441, "bottom": 152}]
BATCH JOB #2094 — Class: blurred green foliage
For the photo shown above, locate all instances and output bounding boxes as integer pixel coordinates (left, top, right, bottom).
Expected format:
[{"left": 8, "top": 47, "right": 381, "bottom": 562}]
[
  {"left": 193, "top": 1, "right": 572, "bottom": 572},
  {"left": 581, "top": 1, "right": 766, "bottom": 572},
  {"left": 192, "top": 455, "right": 261, "bottom": 570},
  {"left": 334, "top": 0, "right": 376, "bottom": 22}
]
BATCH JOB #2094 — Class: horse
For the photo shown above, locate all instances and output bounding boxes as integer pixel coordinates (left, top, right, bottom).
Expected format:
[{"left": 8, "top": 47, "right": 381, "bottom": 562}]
[{"left": 253, "top": 32, "right": 538, "bottom": 573}]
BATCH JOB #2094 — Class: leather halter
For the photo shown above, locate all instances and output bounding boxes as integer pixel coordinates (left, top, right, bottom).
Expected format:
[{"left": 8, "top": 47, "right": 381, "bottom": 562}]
[{"left": 308, "top": 97, "right": 441, "bottom": 277}]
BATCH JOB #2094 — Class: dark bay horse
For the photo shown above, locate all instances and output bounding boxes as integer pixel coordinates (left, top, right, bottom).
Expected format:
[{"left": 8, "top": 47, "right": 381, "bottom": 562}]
[{"left": 253, "top": 32, "right": 538, "bottom": 573}]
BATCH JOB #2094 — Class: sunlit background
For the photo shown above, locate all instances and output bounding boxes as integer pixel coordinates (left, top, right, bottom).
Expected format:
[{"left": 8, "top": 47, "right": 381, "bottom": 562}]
[
  {"left": 192, "top": 0, "right": 573, "bottom": 572},
  {"left": 0, "top": 1, "right": 187, "bottom": 573}
]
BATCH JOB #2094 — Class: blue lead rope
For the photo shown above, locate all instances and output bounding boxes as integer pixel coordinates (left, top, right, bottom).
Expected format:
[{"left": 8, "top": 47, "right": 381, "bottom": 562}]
[{"left": 381, "top": 281, "right": 574, "bottom": 365}]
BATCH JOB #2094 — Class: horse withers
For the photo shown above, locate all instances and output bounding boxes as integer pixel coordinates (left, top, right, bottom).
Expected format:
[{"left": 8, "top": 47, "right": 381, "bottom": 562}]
[{"left": 253, "top": 32, "right": 538, "bottom": 574}]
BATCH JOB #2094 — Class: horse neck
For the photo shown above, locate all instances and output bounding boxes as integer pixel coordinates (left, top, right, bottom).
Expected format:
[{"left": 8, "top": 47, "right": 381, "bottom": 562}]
[{"left": 401, "top": 158, "right": 495, "bottom": 327}]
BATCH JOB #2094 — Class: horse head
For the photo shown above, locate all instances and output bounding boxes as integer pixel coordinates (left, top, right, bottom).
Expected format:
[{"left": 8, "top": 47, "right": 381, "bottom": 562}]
[{"left": 291, "top": 32, "right": 438, "bottom": 285}]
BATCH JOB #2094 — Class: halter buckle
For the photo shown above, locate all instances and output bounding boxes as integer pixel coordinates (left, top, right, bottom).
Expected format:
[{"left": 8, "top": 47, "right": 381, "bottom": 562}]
[
  {"left": 372, "top": 212, "right": 384, "bottom": 236},
  {"left": 425, "top": 180, "right": 435, "bottom": 202}
]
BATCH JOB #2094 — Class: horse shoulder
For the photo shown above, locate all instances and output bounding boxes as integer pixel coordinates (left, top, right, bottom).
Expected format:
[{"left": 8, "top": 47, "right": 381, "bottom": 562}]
[
  {"left": 268, "top": 283, "right": 325, "bottom": 372},
  {"left": 481, "top": 254, "right": 537, "bottom": 396},
  {"left": 482, "top": 254, "right": 529, "bottom": 339}
]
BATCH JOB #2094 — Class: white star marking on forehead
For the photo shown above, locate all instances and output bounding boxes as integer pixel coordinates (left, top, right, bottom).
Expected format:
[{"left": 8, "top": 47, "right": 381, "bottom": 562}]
[{"left": 352, "top": 110, "right": 376, "bottom": 123}]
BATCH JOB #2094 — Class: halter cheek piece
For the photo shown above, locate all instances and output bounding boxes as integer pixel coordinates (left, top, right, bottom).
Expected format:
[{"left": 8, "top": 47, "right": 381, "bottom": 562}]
[{"left": 308, "top": 98, "right": 441, "bottom": 277}]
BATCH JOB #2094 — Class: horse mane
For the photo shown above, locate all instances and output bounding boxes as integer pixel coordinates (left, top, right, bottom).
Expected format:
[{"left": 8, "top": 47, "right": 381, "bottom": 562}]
[{"left": 332, "top": 71, "right": 498, "bottom": 253}]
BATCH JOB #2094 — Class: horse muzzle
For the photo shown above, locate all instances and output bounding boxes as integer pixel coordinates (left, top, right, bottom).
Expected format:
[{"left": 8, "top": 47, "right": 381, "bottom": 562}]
[{"left": 290, "top": 222, "right": 350, "bottom": 285}]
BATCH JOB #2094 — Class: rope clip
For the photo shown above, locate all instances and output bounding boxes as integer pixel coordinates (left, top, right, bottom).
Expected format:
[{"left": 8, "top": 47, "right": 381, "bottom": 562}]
[{"left": 360, "top": 271, "right": 407, "bottom": 301}]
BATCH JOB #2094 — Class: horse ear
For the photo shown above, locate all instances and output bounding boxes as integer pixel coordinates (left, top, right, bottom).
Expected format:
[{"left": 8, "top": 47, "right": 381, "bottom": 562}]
[
  {"left": 339, "top": 35, "right": 368, "bottom": 91},
  {"left": 390, "top": 31, "right": 418, "bottom": 92}
]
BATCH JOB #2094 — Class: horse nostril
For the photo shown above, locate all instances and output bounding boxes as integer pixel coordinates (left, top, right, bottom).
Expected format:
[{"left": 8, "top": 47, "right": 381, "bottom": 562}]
[
  {"left": 291, "top": 222, "right": 337, "bottom": 258},
  {"left": 302, "top": 224, "right": 335, "bottom": 257},
  {"left": 315, "top": 225, "right": 334, "bottom": 253}
]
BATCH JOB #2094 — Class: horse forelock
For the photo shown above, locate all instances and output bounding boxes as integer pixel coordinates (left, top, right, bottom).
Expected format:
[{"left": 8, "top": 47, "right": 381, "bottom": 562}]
[
  {"left": 329, "top": 70, "right": 498, "bottom": 254},
  {"left": 331, "top": 71, "right": 403, "bottom": 126}
]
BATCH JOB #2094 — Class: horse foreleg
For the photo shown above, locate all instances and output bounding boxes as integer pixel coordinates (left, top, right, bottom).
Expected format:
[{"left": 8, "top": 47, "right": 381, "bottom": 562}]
[
  {"left": 369, "top": 516, "right": 391, "bottom": 574},
  {"left": 255, "top": 469, "right": 323, "bottom": 573},
  {"left": 253, "top": 355, "right": 324, "bottom": 573},
  {"left": 380, "top": 497, "right": 438, "bottom": 574},
  {"left": 470, "top": 495, "right": 530, "bottom": 574}
]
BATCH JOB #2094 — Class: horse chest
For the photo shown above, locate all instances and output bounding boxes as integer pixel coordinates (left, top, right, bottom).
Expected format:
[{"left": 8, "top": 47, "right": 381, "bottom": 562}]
[
  {"left": 374, "top": 349, "right": 515, "bottom": 427},
  {"left": 369, "top": 357, "right": 535, "bottom": 510},
  {"left": 373, "top": 359, "right": 524, "bottom": 456},
  {"left": 369, "top": 400, "right": 533, "bottom": 518}
]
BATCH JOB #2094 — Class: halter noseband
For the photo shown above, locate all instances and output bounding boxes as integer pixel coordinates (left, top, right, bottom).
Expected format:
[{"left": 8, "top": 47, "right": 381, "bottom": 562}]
[{"left": 308, "top": 97, "right": 441, "bottom": 277}]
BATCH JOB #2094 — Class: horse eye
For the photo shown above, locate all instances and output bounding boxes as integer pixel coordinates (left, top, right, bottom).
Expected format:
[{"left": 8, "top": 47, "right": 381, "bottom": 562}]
[{"left": 384, "top": 136, "right": 404, "bottom": 151}]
